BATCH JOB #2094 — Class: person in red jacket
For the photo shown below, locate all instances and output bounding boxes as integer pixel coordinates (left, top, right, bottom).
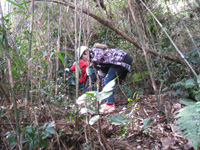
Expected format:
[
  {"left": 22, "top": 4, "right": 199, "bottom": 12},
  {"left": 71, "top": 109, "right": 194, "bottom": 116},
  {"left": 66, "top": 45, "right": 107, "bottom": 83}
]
[{"left": 65, "top": 46, "right": 89, "bottom": 88}]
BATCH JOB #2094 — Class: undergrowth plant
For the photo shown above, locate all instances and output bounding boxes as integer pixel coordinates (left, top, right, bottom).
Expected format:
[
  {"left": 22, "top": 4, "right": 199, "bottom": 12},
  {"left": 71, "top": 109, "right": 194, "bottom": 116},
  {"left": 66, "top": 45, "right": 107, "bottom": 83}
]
[
  {"left": 7, "top": 121, "right": 56, "bottom": 150},
  {"left": 76, "top": 79, "right": 131, "bottom": 125},
  {"left": 175, "top": 75, "right": 200, "bottom": 150},
  {"left": 128, "top": 92, "right": 140, "bottom": 106}
]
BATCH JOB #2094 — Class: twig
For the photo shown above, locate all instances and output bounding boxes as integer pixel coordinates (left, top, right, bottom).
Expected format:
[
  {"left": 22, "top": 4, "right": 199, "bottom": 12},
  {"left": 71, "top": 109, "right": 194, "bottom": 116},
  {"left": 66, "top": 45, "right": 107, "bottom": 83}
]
[{"left": 116, "top": 77, "right": 128, "bottom": 100}]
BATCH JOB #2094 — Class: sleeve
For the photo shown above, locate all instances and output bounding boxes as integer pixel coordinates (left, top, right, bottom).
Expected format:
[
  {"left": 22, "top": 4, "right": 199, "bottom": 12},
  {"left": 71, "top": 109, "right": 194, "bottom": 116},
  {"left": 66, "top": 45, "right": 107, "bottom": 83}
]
[{"left": 70, "top": 62, "right": 76, "bottom": 72}]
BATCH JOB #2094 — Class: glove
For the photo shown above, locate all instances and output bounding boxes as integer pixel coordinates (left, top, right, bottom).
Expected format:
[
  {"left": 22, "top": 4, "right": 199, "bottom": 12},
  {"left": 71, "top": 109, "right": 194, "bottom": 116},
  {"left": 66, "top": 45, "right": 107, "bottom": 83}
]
[
  {"left": 86, "top": 67, "right": 93, "bottom": 76},
  {"left": 65, "top": 68, "right": 70, "bottom": 72}
]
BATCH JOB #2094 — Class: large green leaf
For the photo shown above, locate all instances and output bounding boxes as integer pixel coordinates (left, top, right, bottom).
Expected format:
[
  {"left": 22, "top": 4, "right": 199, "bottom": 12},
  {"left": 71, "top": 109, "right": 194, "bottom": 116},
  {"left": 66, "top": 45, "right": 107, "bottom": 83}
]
[
  {"left": 180, "top": 97, "right": 196, "bottom": 106},
  {"left": 184, "top": 79, "right": 195, "bottom": 89},
  {"left": 40, "top": 140, "right": 49, "bottom": 147},
  {"left": 107, "top": 115, "right": 130, "bottom": 125},
  {"left": 47, "top": 121, "right": 55, "bottom": 128},
  {"left": 55, "top": 52, "right": 65, "bottom": 67},
  {"left": 46, "top": 128, "right": 56, "bottom": 134},
  {"left": 176, "top": 102, "right": 200, "bottom": 150},
  {"left": 41, "top": 131, "right": 50, "bottom": 139},
  {"left": 142, "top": 117, "right": 152, "bottom": 129},
  {"left": 89, "top": 115, "right": 100, "bottom": 125},
  {"left": 97, "top": 91, "right": 112, "bottom": 103},
  {"left": 76, "top": 94, "right": 87, "bottom": 104},
  {"left": 101, "top": 79, "right": 115, "bottom": 93}
]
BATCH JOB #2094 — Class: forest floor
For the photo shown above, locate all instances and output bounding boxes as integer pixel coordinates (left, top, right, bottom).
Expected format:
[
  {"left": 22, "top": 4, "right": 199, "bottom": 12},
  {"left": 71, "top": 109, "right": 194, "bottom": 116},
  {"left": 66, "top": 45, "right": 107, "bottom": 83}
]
[
  {"left": 94, "top": 92, "right": 194, "bottom": 150},
  {"left": 0, "top": 91, "right": 195, "bottom": 150},
  {"left": 97, "top": 92, "right": 195, "bottom": 150}
]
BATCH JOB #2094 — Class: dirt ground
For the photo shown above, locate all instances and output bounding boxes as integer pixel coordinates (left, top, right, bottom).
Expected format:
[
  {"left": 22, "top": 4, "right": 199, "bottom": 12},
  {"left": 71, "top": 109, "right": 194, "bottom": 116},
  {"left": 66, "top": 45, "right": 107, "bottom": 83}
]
[
  {"left": 0, "top": 91, "right": 196, "bottom": 150},
  {"left": 98, "top": 93, "right": 195, "bottom": 150}
]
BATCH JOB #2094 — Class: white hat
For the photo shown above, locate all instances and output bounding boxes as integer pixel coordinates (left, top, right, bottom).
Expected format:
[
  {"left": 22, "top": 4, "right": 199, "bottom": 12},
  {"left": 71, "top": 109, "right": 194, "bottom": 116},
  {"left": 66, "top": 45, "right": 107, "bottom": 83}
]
[{"left": 77, "top": 46, "right": 88, "bottom": 58}]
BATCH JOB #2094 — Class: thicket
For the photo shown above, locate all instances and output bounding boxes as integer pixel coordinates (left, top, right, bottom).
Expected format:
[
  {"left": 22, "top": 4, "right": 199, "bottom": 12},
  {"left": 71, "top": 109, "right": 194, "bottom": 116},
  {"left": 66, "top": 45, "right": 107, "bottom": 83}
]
[{"left": 0, "top": 0, "right": 200, "bottom": 149}]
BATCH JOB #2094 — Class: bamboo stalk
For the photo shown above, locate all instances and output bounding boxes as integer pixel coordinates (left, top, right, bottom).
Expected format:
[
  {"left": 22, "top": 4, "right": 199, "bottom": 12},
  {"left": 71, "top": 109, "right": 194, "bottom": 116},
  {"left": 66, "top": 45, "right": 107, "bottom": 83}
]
[
  {"left": 171, "top": 0, "right": 200, "bottom": 57},
  {"left": 128, "top": 0, "right": 160, "bottom": 110},
  {"left": 55, "top": 5, "right": 62, "bottom": 96},
  {"left": 74, "top": 0, "right": 79, "bottom": 132},
  {"left": 140, "top": 0, "right": 198, "bottom": 78},
  {"left": 25, "top": 0, "right": 35, "bottom": 120},
  {"left": 0, "top": 2, "right": 21, "bottom": 148}
]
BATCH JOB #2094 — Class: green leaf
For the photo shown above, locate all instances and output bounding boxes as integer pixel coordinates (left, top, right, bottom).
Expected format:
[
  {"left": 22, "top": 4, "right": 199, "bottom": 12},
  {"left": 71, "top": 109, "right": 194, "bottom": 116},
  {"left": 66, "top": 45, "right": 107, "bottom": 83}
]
[
  {"left": 97, "top": 91, "right": 112, "bottom": 103},
  {"left": 142, "top": 117, "right": 152, "bottom": 129},
  {"left": 194, "top": 93, "right": 200, "bottom": 101},
  {"left": 162, "top": 87, "right": 168, "bottom": 92},
  {"left": 54, "top": 52, "right": 65, "bottom": 67},
  {"left": 47, "top": 121, "right": 55, "bottom": 128},
  {"left": 102, "top": 79, "right": 115, "bottom": 93},
  {"left": 7, "top": 0, "right": 25, "bottom": 9},
  {"left": 40, "top": 89, "right": 53, "bottom": 97},
  {"left": 197, "top": 74, "right": 200, "bottom": 86},
  {"left": 29, "top": 141, "right": 33, "bottom": 150},
  {"left": 41, "top": 131, "right": 50, "bottom": 139},
  {"left": 89, "top": 115, "right": 100, "bottom": 125},
  {"left": 42, "top": 123, "right": 48, "bottom": 129},
  {"left": 175, "top": 102, "right": 200, "bottom": 150},
  {"left": 86, "top": 91, "right": 99, "bottom": 97},
  {"left": 107, "top": 115, "right": 130, "bottom": 125},
  {"left": 22, "top": 0, "right": 28, "bottom": 10},
  {"left": 185, "top": 79, "right": 195, "bottom": 89},
  {"left": 180, "top": 97, "right": 196, "bottom": 106},
  {"left": 40, "top": 140, "right": 49, "bottom": 147},
  {"left": 76, "top": 94, "right": 87, "bottom": 104},
  {"left": 0, "top": 35, "right": 4, "bottom": 44},
  {"left": 46, "top": 128, "right": 56, "bottom": 134},
  {"left": 173, "top": 88, "right": 181, "bottom": 96},
  {"left": 22, "top": 138, "right": 30, "bottom": 144},
  {"left": 26, "top": 13, "right": 38, "bottom": 18},
  {"left": 8, "top": 136, "right": 17, "bottom": 145},
  {"left": 59, "top": 51, "right": 73, "bottom": 58},
  {"left": 4, "top": 11, "right": 25, "bottom": 18},
  {"left": 135, "top": 88, "right": 143, "bottom": 93}
]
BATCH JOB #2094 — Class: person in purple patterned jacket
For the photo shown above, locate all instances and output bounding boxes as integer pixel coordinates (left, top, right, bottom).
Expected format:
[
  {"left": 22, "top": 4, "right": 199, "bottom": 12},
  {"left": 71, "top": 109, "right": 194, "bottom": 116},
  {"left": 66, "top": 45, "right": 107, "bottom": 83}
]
[{"left": 87, "top": 44, "right": 133, "bottom": 113}]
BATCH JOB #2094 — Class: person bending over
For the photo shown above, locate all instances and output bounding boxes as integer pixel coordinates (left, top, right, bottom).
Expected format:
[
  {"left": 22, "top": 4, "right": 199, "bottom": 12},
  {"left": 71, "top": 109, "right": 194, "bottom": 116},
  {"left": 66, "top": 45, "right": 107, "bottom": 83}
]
[{"left": 88, "top": 43, "right": 133, "bottom": 113}]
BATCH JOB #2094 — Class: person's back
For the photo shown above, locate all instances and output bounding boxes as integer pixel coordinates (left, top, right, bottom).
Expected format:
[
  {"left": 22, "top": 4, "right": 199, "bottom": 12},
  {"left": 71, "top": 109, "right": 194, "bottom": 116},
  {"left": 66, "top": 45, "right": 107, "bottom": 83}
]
[{"left": 88, "top": 44, "right": 133, "bottom": 113}]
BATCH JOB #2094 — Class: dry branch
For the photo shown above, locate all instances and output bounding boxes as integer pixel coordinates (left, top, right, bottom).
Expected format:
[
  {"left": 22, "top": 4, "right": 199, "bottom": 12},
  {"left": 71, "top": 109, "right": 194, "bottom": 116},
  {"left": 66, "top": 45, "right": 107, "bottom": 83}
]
[{"left": 25, "top": 0, "right": 193, "bottom": 70}]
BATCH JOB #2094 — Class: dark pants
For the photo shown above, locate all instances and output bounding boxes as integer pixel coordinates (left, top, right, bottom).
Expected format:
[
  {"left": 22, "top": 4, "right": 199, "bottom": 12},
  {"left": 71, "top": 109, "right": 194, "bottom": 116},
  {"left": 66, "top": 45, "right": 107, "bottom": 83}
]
[
  {"left": 104, "top": 66, "right": 127, "bottom": 104},
  {"left": 84, "top": 73, "right": 97, "bottom": 93}
]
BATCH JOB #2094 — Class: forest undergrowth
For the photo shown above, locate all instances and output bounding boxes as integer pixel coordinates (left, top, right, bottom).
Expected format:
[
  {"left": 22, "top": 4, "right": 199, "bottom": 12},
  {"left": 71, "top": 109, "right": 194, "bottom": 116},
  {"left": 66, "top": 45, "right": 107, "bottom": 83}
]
[{"left": 1, "top": 0, "right": 200, "bottom": 149}]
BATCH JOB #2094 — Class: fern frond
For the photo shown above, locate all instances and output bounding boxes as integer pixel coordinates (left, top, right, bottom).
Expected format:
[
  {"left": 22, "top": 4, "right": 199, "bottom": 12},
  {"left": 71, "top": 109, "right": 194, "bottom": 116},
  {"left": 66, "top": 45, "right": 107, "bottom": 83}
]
[{"left": 175, "top": 102, "right": 200, "bottom": 150}]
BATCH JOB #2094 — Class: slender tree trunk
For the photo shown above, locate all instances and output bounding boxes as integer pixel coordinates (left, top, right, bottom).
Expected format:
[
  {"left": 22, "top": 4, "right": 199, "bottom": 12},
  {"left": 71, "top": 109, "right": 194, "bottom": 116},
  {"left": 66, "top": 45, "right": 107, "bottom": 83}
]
[
  {"left": 55, "top": 6, "right": 62, "bottom": 96},
  {"left": 128, "top": 0, "right": 160, "bottom": 110},
  {"left": 25, "top": 0, "right": 35, "bottom": 120},
  {"left": 0, "top": 2, "right": 21, "bottom": 148}
]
